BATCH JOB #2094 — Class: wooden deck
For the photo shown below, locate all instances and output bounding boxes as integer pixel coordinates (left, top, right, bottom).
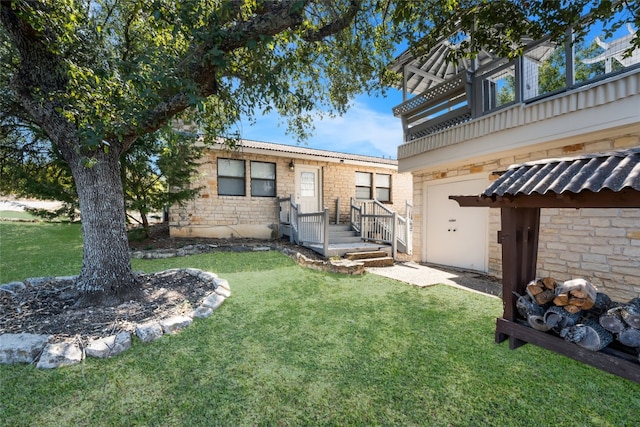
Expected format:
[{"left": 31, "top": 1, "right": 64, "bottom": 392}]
[{"left": 304, "top": 241, "right": 392, "bottom": 258}]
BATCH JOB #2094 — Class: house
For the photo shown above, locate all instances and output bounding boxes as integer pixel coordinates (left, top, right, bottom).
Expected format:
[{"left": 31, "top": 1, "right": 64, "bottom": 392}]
[
  {"left": 170, "top": 139, "right": 413, "bottom": 256},
  {"left": 391, "top": 20, "right": 640, "bottom": 301}
]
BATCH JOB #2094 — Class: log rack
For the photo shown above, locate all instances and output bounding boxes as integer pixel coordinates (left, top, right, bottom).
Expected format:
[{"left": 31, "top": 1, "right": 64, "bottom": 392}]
[{"left": 452, "top": 189, "right": 640, "bottom": 384}]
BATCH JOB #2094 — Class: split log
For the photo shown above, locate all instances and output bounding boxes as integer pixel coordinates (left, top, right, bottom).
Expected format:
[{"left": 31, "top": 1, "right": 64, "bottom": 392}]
[
  {"left": 526, "top": 278, "right": 557, "bottom": 305},
  {"left": 563, "top": 304, "right": 582, "bottom": 314},
  {"left": 599, "top": 306, "right": 627, "bottom": 333},
  {"left": 553, "top": 278, "right": 597, "bottom": 311},
  {"left": 553, "top": 293, "right": 570, "bottom": 306},
  {"left": 617, "top": 327, "right": 640, "bottom": 348},
  {"left": 541, "top": 277, "right": 557, "bottom": 290},
  {"left": 560, "top": 319, "right": 613, "bottom": 352},
  {"left": 544, "top": 306, "right": 581, "bottom": 329},
  {"left": 620, "top": 304, "right": 640, "bottom": 329}
]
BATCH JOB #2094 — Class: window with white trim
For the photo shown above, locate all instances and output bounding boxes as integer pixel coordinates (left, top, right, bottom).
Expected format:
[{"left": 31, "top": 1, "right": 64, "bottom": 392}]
[
  {"left": 355, "top": 172, "right": 372, "bottom": 199},
  {"left": 375, "top": 173, "right": 391, "bottom": 202}
]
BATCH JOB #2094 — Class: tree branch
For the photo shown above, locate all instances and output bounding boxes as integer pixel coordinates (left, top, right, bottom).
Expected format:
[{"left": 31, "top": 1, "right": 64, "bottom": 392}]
[
  {"left": 120, "top": 0, "right": 311, "bottom": 147},
  {"left": 302, "top": 0, "right": 361, "bottom": 42}
]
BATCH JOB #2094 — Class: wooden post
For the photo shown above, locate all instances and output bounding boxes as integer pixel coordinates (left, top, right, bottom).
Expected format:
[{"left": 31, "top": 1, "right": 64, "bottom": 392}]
[
  {"left": 289, "top": 194, "right": 295, "bottom": 244},
  {"left": 497, "top": 207, "right": 540, "bottom": 349},
  {"left": 323, "top": 208, "right": 330, "bottom": 257},
  {"left": 349, "top": 197, "right": 354, "bottom": 226},
  {"left": 391, "top": 212, "right": 398, "bottom": 259},
  {"left": 361, "top": 202, "right": 366, "bottom": 239}
]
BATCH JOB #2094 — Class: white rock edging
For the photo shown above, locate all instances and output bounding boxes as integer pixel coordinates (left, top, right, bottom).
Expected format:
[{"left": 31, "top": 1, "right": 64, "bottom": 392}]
[
  {"left": 0, "top": 333, "right": 51, "bottom": 364},
  {"left": 0, "top": 268, "right": 229, "bottom": 368},
  {"left": 37, "top": 342, "right": 84, "bottom": 369},
  {"left": 85, "top": 332, "right": 132, "bottom": 358}
]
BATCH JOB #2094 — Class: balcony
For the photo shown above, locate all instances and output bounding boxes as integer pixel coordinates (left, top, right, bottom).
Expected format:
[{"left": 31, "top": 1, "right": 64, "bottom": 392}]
[{"left": 392, "top": 21, "right": 640, "bottom": 162}]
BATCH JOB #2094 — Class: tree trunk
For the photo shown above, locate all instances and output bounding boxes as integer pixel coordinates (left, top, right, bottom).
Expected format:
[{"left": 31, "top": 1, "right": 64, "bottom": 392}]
[
  {"left": 68, "top": 148, "right": 141, "bottom": 308},
  {"left": 140, "top": 209, "right": 150, "bottom": 238},
  {"left": 1, "top": 3, "right": 140, "bottom": 307}
]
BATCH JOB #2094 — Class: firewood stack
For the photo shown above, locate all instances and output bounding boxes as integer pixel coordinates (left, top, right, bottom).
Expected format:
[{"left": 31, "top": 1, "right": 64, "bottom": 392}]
[{"left": 516, "top": 278, "right": 640, "bottom": 358}]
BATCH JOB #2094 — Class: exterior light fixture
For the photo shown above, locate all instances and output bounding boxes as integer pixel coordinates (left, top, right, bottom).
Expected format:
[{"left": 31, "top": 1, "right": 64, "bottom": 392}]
[{"left": 289, "top": 160, "right": 295, "bottom": 171}]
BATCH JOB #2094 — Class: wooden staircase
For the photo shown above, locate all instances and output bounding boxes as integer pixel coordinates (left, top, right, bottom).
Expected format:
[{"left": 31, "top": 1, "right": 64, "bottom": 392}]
[
  {"left": 303, "top": 224, "right": 394, "bottom": 264},
  {"left": 328, "top": 225, "right": 394, "bottom": 267},
  {"left": 328, "top": 224, "right": 362, "bottom": 244},
  {"left": 279, "top": 196, "right": 411, "bottom": 264}
]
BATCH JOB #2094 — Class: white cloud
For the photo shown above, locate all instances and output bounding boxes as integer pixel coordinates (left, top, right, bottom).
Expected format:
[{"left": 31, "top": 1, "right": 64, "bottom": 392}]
[
  {"left": 239, "top": 98, "right": 404, "bottom": 159},
  {"left": 308, "top": 101, "right": 403, "bottom": 158}
]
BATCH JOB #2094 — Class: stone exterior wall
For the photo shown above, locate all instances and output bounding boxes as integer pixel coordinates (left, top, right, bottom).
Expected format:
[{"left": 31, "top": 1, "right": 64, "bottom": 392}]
[
  {"left": 321, "top": 161, "right": 413, "bottom": 224},
  {"left": 411, "top": 130, "right": 640, "bottom": 301},
  {"left": 170, "top": 149, "right": 412, "bottom": 240}
]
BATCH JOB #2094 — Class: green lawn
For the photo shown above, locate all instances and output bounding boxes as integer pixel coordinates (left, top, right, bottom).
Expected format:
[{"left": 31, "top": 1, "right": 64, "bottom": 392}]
[
  {"left": 1, "top": 221, "right": 639, "bottom": 426},
  {"left": 0, "top": 210, "right": 39, "bottom": 220}
]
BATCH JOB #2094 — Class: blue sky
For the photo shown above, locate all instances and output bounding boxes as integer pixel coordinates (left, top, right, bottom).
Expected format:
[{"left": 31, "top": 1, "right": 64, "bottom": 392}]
[
  {"left": 236, "top": 11, "right": 636, "bottom": 161},
  {"left": 238, "top": 89, "right": 406, "bottom": 160}
]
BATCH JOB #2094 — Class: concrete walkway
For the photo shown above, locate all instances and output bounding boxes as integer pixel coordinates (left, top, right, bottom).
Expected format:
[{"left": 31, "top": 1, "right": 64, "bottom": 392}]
[{"left": 366, "top": 261, "right": 502, "bottom": 299}]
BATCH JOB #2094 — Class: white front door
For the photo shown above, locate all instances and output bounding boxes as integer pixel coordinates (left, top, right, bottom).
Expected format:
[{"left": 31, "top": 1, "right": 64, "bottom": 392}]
[
  {"left": 295, "top": 165, "right": 322, "bottom": 213},
  {"left": 424, "top": 177, "right": 489, "bottom": 272}
]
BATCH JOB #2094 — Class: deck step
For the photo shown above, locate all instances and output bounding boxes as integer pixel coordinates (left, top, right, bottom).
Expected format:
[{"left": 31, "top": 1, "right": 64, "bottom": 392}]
[
  {"left": 329, "top": 236, "right": 363, "bottom": 244},
  {"left": 329, "top": 224, "right": 353, "bottom": 231},
  {"left": 358, "top": 256, "right": 395, "bottom": 267},
  {"left": 329, "top": 230, "right": 359, "bottom": 238},
  {"left": 329, "top": 234, "right": 362, "bottom": 244},
  {"left": 344, "top": 250, "right": 394, "bottom": 267},
  {"left": 344, "top": 251, "right": 389, "bottom": 260}
]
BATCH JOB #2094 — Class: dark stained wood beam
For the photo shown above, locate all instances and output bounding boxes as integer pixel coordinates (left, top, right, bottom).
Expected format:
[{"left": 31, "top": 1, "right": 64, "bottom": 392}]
[
  {"left": 497, "top": 207, "right": 540, "bottom": 349},
  {"left": 450, "top": 188, "right": 640, "bottom": 209},
  {"left": 496, "top": 319, "right": 640, "bottom": 384}
]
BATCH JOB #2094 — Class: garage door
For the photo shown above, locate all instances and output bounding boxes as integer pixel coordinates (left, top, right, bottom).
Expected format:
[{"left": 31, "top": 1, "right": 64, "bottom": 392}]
[{"left": 424, "top": 177, "right": 489, "bottom": 272}]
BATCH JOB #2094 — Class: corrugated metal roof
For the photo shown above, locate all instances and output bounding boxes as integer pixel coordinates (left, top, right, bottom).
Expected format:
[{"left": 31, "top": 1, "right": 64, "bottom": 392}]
[
  {"left": 483, "top": 148, "right": 640, "bottom": 197},
  {"left": 211, "top": 139, "right": 398, "bottom": 166}
]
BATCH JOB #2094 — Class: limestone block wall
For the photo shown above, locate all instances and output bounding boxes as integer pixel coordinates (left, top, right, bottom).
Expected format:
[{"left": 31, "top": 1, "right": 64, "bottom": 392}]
[
  {"left": 170, "top": 150, "right": 290, "bottom": 239},
  {"left": 170, "top": 149, "right": 412, "bottom": 240},
  {"left": 410, "top": 130, "right": 640, "bottom": 301},
  {"left": 537, "top": 207, "right": 640, "bottom": 301},
  {"left": 322, "top": 162, "right": 413, "bottom": 224}
]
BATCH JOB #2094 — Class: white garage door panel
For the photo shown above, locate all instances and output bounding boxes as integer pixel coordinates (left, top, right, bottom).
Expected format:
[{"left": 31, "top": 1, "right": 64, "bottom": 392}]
[{"left": 425, "top": 178, "right": 489, "bottom": 272}]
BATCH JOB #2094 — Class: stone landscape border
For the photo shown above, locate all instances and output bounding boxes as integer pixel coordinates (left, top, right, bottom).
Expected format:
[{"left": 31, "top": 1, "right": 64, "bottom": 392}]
[
  {"left": 0, "top": 268, "right": 230, "bottom": 368},
  {"left": 130, "top": 242, "right": 365, "bottom": 274}
]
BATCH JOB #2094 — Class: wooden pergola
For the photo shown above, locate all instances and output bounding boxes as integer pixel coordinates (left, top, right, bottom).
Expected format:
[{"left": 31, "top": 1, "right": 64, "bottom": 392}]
[{"left": 451, "top": 148, "right": 640, "bottom": 383}]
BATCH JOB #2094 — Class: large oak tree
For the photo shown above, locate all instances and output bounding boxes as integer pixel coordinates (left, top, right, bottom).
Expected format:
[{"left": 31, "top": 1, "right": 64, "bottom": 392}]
[{"left": 1, "top": 0, "right": 637, "bottom": 307}]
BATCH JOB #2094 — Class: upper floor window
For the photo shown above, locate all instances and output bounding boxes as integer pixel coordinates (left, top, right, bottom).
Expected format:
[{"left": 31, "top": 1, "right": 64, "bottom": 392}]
[
  {"left": 355, "top": 172, "right": 372, "bottom": 199},
  {"left": 217, "top": 158, "right": 245, "bottom": 196},
  {"left": 376, "top": 174, "right": 391, "bottom": 202},
  {"left": 251, "top": 161, "right": 276, "bottom": 197}
]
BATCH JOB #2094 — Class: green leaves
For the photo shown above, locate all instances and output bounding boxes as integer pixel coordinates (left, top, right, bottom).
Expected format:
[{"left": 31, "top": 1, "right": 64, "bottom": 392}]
[
  {"left": 3, "top": 0, "right": 638, "bottom": 156},
  {"left": 122, "top": 126, "right": 203, "bottom": 230}
]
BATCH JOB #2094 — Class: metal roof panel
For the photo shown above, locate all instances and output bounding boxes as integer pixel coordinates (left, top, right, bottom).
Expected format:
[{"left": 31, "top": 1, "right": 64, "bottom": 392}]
[{"left": 483, "top": 148, "right": 640, "bottom": 197}]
